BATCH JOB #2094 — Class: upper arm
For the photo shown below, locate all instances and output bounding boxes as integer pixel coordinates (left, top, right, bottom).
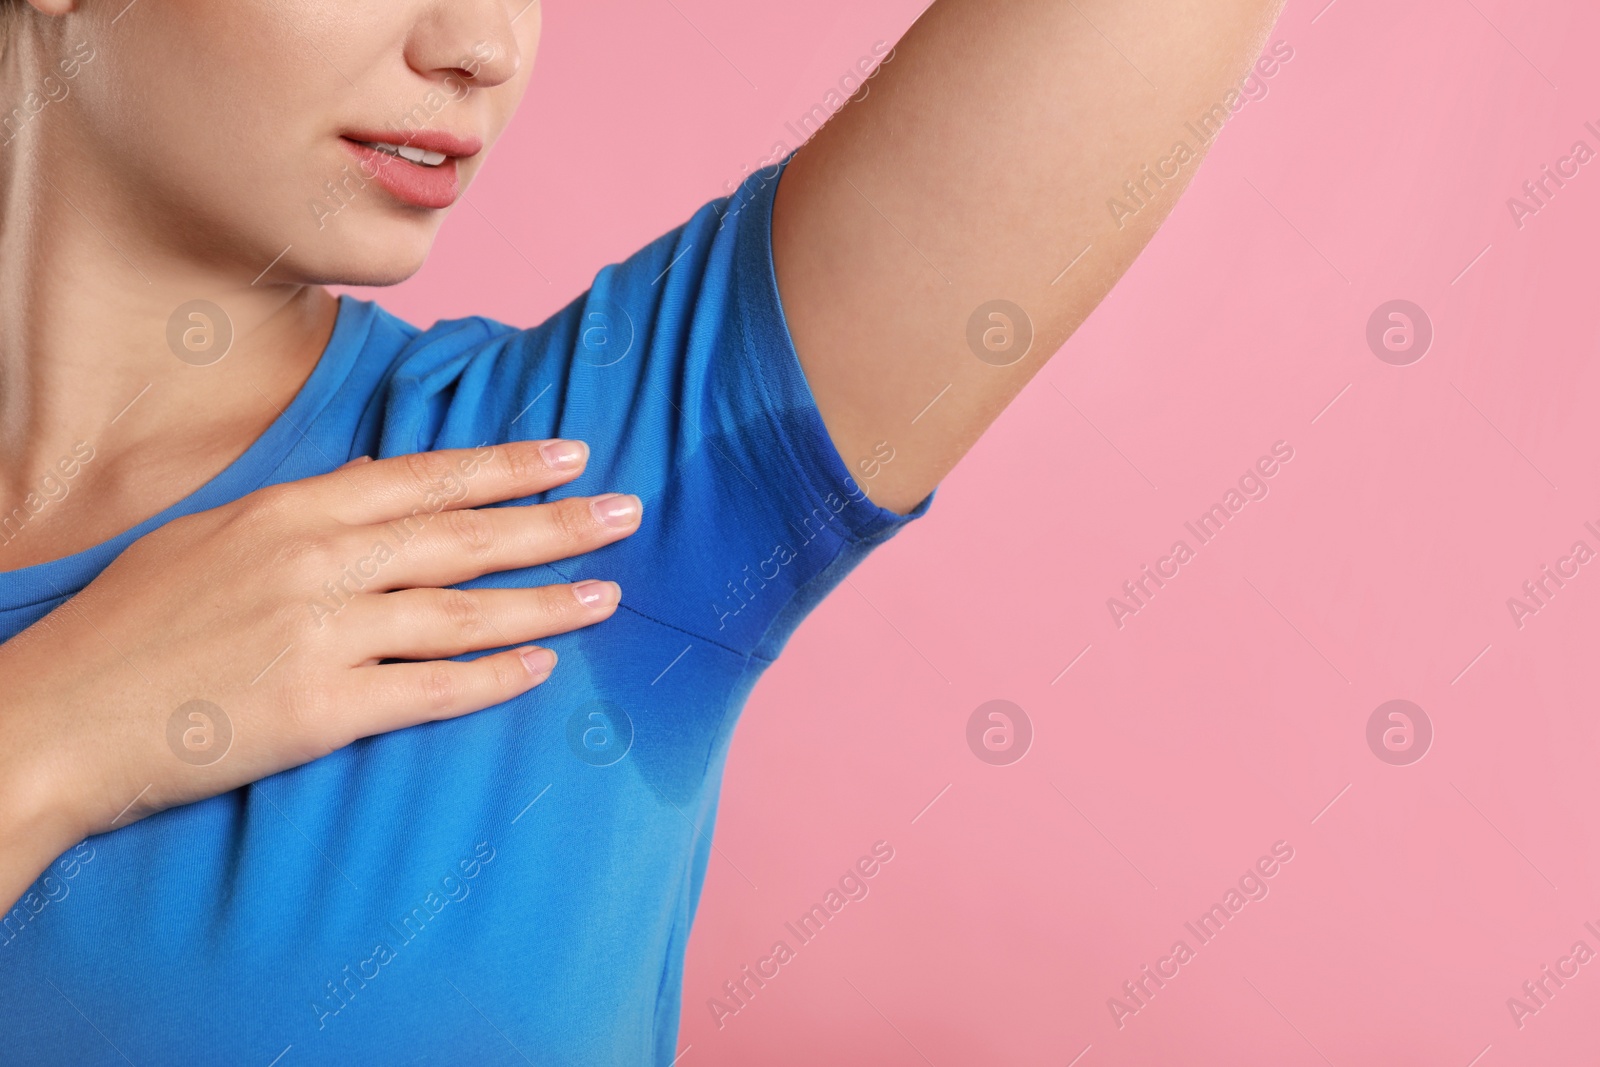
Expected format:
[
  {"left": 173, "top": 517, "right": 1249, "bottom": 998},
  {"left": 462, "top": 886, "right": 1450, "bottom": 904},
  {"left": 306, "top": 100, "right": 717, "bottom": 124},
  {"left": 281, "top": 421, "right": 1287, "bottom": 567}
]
[{"left": 773, "top": 0, "right": 1288, "bottom": 514}]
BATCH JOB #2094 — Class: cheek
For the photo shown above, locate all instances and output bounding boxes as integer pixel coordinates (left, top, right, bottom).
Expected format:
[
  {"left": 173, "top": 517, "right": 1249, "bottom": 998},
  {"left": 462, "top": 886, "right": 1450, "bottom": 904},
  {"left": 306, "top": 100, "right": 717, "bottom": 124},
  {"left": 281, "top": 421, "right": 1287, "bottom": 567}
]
[
  {"left": 72, "top": 1, "right": 425, "bottom": 264},
  {"left": 77, "top": 4, "right": 340, "bottom": 197}
]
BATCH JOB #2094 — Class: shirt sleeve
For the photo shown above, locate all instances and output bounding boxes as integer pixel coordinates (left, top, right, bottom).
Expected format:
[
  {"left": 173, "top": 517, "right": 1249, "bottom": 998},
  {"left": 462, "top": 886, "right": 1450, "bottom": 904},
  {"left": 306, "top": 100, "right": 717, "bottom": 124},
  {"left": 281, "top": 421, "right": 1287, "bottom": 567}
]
[{"left": 409, "top": 157, "right": 936, "bottom": 662}]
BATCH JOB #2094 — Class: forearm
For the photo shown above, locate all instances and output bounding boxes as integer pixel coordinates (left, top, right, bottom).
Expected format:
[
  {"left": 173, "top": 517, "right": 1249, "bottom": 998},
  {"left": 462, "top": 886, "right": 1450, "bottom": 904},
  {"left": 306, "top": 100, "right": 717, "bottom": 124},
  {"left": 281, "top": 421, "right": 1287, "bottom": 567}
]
[
  {"left": 777, "top": 0, "right": 1288, "bottom": 511},
  {"left": 0, "top": 715, "right": 87, "bottom": 915}
]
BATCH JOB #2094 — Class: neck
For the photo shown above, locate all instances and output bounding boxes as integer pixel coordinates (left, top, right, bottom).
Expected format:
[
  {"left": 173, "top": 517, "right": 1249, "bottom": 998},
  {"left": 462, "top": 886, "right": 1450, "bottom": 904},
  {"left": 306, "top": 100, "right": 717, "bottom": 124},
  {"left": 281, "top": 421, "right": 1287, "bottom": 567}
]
[{"left": 0, "top": 26, "right": 338, "bottom": 570}]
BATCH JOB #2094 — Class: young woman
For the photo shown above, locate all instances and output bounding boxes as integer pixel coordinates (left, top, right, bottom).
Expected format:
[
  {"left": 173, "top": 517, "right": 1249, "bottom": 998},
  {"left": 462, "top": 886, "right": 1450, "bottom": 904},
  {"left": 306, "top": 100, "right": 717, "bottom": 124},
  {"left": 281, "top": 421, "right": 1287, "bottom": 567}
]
[{"left": 0, "top": 0, "right": 1283, "bottom": 1061}]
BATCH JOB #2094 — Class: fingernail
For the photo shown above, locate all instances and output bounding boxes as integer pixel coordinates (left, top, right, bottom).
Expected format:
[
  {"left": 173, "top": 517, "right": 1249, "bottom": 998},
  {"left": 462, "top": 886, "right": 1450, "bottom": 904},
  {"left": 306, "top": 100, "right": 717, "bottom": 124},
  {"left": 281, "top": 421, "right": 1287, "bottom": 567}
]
[
  {"left": 591, "top": 493, "right": 642, "bottom": 528},
  {"left": 540, "top": 439, "right": 588, "bottom": 470},
  {"left": 520, "top": 647, "right": 557, "bottom": 676},
  {"left": 572, "top": 580, "right": 616, "bottom": 607}
]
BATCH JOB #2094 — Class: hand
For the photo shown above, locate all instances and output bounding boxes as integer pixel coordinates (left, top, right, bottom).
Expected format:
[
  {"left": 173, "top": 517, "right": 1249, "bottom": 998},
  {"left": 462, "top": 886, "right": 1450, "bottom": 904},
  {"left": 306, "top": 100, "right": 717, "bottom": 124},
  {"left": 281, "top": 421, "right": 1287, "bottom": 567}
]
[{"left": 0, "top": 440, "right": 641, "bottom": 910}]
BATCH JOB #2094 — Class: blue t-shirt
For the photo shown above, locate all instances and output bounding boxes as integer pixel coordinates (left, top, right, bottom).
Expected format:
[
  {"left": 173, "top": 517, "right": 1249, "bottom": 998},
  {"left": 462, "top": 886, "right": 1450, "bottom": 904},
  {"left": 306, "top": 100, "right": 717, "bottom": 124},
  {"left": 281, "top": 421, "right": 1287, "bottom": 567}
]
[{"left": 0, "top": 166, "right": 932, "bottom": 1064}]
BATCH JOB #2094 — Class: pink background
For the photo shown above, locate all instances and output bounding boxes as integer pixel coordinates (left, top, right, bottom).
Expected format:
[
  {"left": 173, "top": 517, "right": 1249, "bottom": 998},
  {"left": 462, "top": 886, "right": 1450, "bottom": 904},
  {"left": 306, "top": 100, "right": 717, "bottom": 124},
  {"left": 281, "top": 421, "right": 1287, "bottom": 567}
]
[{"left": 351, "top": 0, "right": 1600, "bottom": 1062}]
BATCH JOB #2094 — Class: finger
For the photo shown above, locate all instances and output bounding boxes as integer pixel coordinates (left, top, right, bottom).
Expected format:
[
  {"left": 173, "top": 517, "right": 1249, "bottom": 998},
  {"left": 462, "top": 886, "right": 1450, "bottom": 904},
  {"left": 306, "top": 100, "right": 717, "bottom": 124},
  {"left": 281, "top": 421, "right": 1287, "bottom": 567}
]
[
  {"left": 345, "top": 582, "right": 621, "bottom": 661},
  {"left": 343, "top": 645, "right": 558, "bottom": 738},
  {"left": 299, "top": 440, "right": 592, "bottom": 525},
  {"left": 353, "top": 492, "right": 643, "bottom": 591}
]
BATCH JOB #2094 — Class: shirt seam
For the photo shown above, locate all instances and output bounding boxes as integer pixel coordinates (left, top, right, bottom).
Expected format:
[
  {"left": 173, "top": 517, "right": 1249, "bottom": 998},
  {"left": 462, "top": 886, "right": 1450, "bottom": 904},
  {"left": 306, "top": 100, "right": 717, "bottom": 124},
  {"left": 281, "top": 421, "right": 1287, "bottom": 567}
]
[{"left": 540, "top": 558, "right": 756, "bottom": 660}]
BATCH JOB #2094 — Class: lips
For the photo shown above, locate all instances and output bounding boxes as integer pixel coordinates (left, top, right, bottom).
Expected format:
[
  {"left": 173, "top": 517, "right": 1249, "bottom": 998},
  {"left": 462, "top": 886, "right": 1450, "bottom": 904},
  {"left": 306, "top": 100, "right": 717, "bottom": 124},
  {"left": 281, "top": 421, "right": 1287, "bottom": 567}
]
[{"left": 337, "top": 129, "right": 484, "bottom": 211}]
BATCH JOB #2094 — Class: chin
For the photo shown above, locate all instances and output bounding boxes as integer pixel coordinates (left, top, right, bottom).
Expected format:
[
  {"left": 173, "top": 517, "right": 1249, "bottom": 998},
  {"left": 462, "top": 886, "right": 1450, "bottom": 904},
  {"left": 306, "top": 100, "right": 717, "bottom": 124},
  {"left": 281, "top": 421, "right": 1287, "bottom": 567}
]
[
  {"left": 292, "top": 226, "right": 436, "bottom": 287},
  {"left": 324, "top": 258, "right": 429, "bottom": 288}
]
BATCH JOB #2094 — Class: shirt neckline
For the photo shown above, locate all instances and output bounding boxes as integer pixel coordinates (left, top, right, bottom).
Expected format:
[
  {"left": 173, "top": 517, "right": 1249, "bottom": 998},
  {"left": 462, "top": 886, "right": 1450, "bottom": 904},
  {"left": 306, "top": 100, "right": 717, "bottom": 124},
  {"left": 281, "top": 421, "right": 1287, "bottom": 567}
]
[{"left": 0, "top": 295, "right": 375, "bottom": 612}]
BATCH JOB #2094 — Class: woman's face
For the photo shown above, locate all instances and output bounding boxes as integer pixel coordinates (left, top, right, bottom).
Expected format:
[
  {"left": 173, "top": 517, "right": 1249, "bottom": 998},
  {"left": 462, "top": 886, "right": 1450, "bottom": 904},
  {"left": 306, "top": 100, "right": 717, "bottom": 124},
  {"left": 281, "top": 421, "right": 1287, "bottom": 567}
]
[{"left": 30, "top": 0, "right": 540, "bottom": 286}]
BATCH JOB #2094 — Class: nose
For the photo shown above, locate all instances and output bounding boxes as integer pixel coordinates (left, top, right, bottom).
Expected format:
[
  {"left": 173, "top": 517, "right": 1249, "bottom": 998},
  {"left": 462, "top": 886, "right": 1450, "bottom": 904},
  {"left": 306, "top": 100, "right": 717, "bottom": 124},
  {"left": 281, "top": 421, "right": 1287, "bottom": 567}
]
[{"left": 405, "top": 0, "right": 527, "bottom": 90}]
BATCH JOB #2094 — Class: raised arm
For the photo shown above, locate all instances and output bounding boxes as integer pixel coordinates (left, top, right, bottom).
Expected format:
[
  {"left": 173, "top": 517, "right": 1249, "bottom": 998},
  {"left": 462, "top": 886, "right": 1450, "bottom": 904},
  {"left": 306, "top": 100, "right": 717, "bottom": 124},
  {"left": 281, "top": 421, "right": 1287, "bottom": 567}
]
[{"left": 775, "top": 0, "right": 1288, "bottom": 513}]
